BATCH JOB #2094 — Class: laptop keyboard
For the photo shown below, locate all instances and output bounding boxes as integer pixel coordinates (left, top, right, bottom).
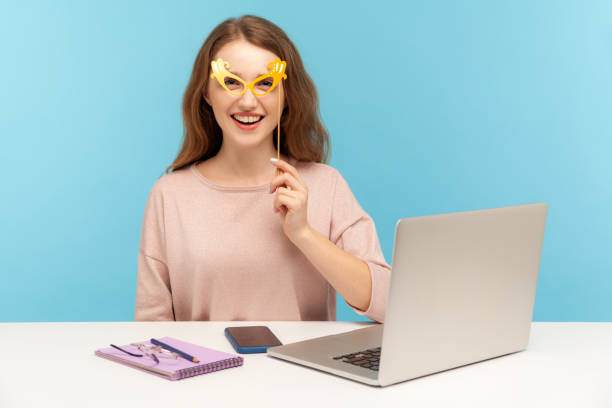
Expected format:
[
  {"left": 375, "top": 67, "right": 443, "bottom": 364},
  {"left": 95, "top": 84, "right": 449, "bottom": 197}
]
[{"left": 332, "top": 347, "right": 381, "bottom": 371}]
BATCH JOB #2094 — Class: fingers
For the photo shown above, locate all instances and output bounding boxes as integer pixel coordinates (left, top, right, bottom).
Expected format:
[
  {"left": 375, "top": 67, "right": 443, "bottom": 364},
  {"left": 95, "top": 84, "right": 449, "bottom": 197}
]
[
  {"left": 273, "top": 188, "right": 301, "bottom": 213},
  {"left": 268, "top": 159, "right": 309, "bottom": 215},
  {"left": 269, "top": 158, "right": 306, "bottom": 186},
  {"left": 274, "top": 186, "right": 301, "bottom": 202},
  {"left": 269, "top": 171, "right": 305, "bottom": 194}
]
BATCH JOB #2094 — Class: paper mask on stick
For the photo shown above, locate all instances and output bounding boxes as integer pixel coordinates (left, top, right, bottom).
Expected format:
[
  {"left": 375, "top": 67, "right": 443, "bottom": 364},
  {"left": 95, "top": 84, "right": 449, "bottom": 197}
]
[{"left": 210, "top": 58, "right": 287, "bottom": 173}]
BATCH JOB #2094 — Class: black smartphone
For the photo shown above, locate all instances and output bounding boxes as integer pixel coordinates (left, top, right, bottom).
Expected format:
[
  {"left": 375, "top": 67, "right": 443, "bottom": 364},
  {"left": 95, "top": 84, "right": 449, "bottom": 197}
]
[{"left": 224, "top": 325, "right": 282, "bottom": 354}]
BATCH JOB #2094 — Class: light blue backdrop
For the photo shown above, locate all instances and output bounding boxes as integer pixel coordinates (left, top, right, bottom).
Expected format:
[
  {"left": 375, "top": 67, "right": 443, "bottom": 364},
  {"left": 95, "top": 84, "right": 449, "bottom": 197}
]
[{"left": 1, "top": 1, "right": 610, "bottom": 322}]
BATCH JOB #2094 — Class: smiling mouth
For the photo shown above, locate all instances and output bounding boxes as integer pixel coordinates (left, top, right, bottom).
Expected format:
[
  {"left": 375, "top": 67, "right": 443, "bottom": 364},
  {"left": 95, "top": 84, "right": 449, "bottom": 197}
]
[{"left": 231, "top": 114, "right": 264, "bottom": 125}]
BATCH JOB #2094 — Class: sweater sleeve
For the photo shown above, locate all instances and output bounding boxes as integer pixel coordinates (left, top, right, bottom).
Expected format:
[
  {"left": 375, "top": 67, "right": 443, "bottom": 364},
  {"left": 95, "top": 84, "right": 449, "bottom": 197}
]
[
  {"left": 329, "top": 169, "right": 391, "bottom": 323},
  {"left": 134, "top": 180, "right": 174, "bottom": 321}
]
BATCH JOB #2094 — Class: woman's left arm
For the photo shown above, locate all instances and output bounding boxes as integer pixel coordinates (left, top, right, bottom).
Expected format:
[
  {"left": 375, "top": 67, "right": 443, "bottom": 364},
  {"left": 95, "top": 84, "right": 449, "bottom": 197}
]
[{"left": 269, "top": 158, "right": 380, "bottom": 314}]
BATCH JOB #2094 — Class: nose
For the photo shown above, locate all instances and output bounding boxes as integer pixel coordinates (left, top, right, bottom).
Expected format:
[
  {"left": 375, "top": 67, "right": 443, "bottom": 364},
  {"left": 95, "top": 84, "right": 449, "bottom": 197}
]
[{"left": 237, "top": 88, "right": 258, "bottom": 110}]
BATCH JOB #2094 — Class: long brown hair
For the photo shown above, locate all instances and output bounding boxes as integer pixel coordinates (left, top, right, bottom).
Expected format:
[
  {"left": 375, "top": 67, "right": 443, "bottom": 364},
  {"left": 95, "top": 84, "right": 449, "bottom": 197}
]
[{"left": 166, "top": 15, "right": 330, "bottom": 173}]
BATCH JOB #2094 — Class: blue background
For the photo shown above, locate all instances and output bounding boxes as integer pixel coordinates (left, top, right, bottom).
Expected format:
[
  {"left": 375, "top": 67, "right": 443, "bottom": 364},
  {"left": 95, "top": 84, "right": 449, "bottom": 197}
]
[{"left": 1, "top": 1, "right": 610, "bottom": 322}]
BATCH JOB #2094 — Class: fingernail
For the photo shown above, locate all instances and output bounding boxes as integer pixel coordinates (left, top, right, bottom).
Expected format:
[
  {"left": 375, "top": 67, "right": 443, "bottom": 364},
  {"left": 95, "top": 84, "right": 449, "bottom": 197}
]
[{"left": 270, "top": 157, "right": 278, "bottom": 162}]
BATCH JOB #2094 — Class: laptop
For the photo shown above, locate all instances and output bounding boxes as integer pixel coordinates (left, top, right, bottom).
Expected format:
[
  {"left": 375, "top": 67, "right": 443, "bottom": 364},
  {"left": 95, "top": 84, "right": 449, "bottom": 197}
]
[{"left": 267, "top": 203, "right": 548, "bottom": 387}]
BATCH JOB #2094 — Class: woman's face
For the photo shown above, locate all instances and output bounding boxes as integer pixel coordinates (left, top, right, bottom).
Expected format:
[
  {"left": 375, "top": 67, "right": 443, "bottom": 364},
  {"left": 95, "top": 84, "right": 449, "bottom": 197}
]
[{"left": 205, "top": 40, "right": 285, "bottom": 151}]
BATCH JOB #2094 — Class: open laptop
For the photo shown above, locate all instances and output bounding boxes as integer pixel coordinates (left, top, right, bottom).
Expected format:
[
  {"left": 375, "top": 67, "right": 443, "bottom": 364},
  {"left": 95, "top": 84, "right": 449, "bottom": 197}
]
[{"left": 267, "top": 203, "right": 548, "bottom": 387}]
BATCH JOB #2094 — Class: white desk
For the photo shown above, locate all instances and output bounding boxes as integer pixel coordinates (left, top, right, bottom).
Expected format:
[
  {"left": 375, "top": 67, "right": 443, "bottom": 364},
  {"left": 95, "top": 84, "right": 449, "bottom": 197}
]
[{"left": 0, "top": 322, "right": 610, "bottom": 407}]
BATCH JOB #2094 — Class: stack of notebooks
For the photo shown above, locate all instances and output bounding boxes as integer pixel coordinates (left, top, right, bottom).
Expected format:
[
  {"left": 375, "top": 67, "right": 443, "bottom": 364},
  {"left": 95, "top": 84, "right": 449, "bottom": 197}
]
[{"left": 95, "top": 337, "right": 243, "bottom": 381}]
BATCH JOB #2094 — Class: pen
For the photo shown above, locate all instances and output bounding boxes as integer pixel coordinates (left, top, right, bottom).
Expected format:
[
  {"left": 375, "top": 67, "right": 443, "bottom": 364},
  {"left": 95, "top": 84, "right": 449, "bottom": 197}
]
[{"left": 150, "top": 338, "right": 200, "bottom": 363}]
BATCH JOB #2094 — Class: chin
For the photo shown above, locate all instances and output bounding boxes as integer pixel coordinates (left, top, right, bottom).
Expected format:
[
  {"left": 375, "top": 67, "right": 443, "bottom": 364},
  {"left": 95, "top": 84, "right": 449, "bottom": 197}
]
[{"left": 227, "top": 132, "right": 271, "bottom": 146}]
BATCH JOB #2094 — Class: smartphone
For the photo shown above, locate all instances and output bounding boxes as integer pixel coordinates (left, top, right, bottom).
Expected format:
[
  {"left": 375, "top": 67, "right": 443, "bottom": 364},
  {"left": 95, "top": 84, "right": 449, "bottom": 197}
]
[{"left": 224, "top": 325, "right": 282, "bottom": 354}]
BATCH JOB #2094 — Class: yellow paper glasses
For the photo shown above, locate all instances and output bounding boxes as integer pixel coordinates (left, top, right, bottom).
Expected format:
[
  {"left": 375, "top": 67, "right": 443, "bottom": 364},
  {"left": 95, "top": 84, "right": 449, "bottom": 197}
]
[{"left": 210, "top": 57, "right": 287, "bottom": 96}]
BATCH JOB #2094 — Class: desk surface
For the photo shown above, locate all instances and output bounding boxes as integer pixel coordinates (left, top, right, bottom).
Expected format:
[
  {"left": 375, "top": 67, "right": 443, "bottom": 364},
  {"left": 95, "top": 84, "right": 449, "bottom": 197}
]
[{"left": 0, "top": 322, "right": 610, "bottom": 408}]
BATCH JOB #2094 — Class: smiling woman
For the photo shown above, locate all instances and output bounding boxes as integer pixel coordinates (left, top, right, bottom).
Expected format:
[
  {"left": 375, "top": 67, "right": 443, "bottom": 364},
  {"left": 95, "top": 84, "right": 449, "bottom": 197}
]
[{"left": 134, "top": 15, "right": 391, "bottom": 323}]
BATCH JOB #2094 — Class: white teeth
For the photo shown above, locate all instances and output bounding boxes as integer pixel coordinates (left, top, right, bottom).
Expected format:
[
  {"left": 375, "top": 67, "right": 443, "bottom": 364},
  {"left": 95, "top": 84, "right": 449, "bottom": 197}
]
[{"left": 233, "top": 115, "right": 262, "bottom": 124}]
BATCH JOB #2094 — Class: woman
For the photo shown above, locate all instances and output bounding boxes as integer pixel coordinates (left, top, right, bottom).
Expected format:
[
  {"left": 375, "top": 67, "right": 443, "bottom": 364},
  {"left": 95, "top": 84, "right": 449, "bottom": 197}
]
[{"left": 135, "top": 15, "right": 390, "bottom": 322}]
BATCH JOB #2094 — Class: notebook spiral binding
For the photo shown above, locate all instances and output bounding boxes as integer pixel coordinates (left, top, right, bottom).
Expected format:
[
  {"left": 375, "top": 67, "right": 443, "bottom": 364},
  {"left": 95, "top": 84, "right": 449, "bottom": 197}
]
[{"left": 177, "top": 357, "right": 244, "bottom": 379}]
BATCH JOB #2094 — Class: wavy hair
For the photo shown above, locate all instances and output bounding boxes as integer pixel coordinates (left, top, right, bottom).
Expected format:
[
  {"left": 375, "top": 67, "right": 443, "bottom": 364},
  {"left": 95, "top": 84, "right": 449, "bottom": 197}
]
[{"left": 166, "top": 15, "right": 329, "bottom": 173}]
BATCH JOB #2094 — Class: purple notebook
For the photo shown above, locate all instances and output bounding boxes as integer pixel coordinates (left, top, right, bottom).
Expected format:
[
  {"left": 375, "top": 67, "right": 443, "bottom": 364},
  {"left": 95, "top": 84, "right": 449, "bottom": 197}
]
[{"left": 95, "top": 337, "right": 243, "bottom": 380}]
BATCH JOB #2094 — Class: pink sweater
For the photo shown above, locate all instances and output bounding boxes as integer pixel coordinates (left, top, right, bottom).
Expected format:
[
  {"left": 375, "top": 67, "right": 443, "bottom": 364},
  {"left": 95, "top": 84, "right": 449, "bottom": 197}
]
[{"left": 135, "top": 158, "right": 391, "bottom": 322}]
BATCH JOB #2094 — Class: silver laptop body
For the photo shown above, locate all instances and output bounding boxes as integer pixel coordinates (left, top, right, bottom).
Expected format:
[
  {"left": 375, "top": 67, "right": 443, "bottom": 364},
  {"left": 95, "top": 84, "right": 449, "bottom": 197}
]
[{"left": 267, "top": 203, "right": 548, "bottom": 386}]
